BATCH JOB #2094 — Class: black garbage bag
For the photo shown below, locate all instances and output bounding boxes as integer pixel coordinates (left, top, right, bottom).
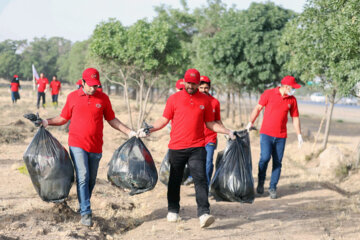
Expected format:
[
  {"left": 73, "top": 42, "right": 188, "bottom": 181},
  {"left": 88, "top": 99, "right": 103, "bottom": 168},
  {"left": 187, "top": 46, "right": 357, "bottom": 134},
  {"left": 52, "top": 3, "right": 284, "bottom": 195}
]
[
  {"left": 159, "top": 150, "right": 190, "bottom": 186},
  {"left": 107, "top": 137, "right": 158, "bottom": 195},
  {"left": 23, "top": 127, "right": 74, "bottom": 202},
  {"left": 215, "top": 150, "right": 224, "bottom": 170},
  {"left": 210, "top": 130, "right": 254, "bottom": 203}
]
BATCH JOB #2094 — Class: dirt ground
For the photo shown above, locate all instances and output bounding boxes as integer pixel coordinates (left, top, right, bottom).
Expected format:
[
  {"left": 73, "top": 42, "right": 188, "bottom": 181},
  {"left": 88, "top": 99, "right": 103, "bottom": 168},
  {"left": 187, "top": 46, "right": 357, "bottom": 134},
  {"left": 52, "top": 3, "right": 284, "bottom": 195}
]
[{"left": 0, "top": 80, "right": 360, "bottom": 240}]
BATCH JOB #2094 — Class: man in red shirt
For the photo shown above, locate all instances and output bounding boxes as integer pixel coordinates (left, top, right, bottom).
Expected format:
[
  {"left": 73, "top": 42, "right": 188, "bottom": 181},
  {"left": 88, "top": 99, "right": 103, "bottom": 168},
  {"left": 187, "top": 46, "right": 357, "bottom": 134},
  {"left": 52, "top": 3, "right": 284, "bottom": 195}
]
[
  {"left": 33, "top": 68, "right": 136, "bottom": 226},
  {"left": 49, "top": 75, "right": 61, "bottom": 108},
  {"left": 76, "top": 79, "right": 83, "bottom": 89},
  {"left": 198, "top": 76, "right": 223, "bottom": 186},
  {"left": 10, "top": 75, "right": 21, "bottom": 104},
  {"left": 175, "top": 78, "right": 184, "bottom": 91},
  {"left": 247, "top": 76, "right": 303, "bottom": 199},
  {"left": 137, "top": 69, "right": 235, "bottom": 228},
  {"left": 36, "top": 73, "right": 49, "bottom": 109}
]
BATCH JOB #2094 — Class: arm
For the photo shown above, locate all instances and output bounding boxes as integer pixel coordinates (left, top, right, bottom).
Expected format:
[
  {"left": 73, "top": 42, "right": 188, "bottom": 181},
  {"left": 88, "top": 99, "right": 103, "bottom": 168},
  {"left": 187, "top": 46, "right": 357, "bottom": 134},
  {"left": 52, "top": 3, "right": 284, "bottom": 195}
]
[
  {"left": 107, "top": 117, "right": 132, "bottom": 136},
  {"left": 249, "top": 104, "right": 264, "bottom": 124},
  {"left": 47, "top": 116, "right": 68, "bottom": 126},
  {"left": 150, "top": 116, "right": 170, "bottom": 133},
  {"left": 206, "top": 121, "right": 232, "bottom": 135},
  {"left": 292, "top": 117, "right": 301, "bottom": 135}
]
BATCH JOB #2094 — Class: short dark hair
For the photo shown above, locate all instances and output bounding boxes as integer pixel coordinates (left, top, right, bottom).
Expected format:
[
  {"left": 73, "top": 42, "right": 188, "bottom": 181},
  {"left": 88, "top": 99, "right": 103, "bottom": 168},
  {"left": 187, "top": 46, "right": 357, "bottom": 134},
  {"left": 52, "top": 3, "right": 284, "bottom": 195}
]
[
  {"left": 53, "top": 75, "right": 57, "bottom": 78},
  {"left": 199, "top": 81, "right": 211, "bottom": 87}
]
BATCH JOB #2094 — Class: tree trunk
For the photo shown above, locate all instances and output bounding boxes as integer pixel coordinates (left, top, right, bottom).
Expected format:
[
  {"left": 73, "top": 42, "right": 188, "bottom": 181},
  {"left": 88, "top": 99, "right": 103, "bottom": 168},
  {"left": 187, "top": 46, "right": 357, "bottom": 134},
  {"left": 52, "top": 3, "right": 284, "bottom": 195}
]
[
  {"left": 231, "top": 91, "right": 236, "bottom": 124},
  {"left": 238, "top": 91, "right": 242, "bottom": 126},
  {"left": 311, "top": 99, "right": 329, "bottom": 153},
  {"left": 321, "top": 89, "right": 336, "bottom": 150},
  {"left": 226, "top": 91, "right": 230, "bottom": 119},
  {"left": 123, "top": 79, "right": 134, "bottom": 129},
  {"left": 356, "top": 142, "right": 360, "bottom": 168}
]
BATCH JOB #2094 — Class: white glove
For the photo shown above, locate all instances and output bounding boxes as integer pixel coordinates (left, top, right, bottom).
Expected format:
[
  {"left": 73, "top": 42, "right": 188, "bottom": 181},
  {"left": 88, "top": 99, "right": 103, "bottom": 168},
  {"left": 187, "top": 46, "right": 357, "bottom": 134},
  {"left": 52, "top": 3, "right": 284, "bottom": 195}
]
[
  {"left": 42, "top": 119, "right": 48, "bottom": 128},
  {"left": 128, "top": 130, "right": 137, "bottom": 138},
  {"left": 246, "top": 122, "right": 252, "bottom": 132},
  {"left": 137, "top": 128, "right": 149, "bottom": 138},
  {"left": 228, "top": 130, "right": 236, "bottom": 140},
  {"left": 297, "top": 134, "right": 303, "bottom": 149}
]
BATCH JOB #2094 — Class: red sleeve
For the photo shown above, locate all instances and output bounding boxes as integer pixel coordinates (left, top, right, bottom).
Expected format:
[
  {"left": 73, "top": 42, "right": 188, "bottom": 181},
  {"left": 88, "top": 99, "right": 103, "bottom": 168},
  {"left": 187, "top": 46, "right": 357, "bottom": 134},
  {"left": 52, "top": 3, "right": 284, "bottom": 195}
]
[
  {"left": 49, "top": 82, "right": 53, "bottom": 89},
  {"left": 46, "top": 78, "right": 49, "bottom": 84},
  {"left": 60, "top": 94, "right": 73, "bottom": 120},
  {"left": 204, "top": 100, "right": 214, "bottom": 122},
  {"left": 103, "top": 95, "right": 115, "bottom": 121},
  {"left": 214, "top": 99, "right": 221, "bottom": 121},
  {"left": 290, "top": 98, "right": 299, "bottom": 117},
  {"left": 258, "top": 90, "right": 269, "bottom": 106},
  {"left": 163, "top": 96, "right": 174, "bottom": 120}
]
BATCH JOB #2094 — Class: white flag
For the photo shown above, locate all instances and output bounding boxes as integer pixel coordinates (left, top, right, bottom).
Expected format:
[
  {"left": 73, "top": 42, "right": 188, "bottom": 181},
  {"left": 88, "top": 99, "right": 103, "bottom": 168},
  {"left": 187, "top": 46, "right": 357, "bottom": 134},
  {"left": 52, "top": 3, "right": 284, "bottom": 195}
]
[{"left": 32, "top": 64, "right": 39, "bottom": 79}]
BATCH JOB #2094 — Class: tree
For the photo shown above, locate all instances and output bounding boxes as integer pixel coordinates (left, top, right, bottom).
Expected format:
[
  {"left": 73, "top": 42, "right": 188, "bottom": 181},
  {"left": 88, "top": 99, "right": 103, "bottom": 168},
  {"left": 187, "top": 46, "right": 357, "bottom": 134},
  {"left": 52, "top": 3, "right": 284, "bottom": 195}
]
[
  {"left": 0, "top": 40, "right": 26, "bottom": 79},
  {"left": 279, "top": 0, "right": 360, "bottom": 150},
  {"left": 194, "top": 2, "right": 295, "bottom": 123},
  {"left": 90, "top": 18, "right": 185, "bottom": 129},
  {"left": 20, "top": 37, "right": 71, "bottom": 82},
  {"left": 58, "top": 40, "right": 90, "bottom": 83}
]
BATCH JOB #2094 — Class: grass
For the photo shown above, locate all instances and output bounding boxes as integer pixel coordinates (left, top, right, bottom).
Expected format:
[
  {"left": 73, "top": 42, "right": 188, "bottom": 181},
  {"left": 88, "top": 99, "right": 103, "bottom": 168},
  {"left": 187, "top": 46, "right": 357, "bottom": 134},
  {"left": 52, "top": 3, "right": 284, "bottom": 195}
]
[
  {"left": 305, "top": 149, "right": 323, "bottom": 162},
  {"left": 17, "top": 164, "right": 29, "bottom": 175},
  {"left": 335, "top": 162, "right": 352, "bottom": 180}
]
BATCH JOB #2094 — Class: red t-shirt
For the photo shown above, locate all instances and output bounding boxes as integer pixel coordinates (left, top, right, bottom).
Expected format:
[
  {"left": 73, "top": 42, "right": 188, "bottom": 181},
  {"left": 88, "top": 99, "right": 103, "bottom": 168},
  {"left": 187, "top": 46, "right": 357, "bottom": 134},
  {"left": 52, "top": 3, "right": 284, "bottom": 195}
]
[
  {"left": 163, "top": 89, "right": 214, "bottom": 150},
  {"left": 76, "top": 79, "right": 82, "bottom": 88},
  {"left": 37, "top": 78, "right": 49, "bottom": 92},
  {"left": 259, "top": 87, "right": 299, "bottom": 138},
  {"left": 10, "top": 82, "right": 19, "bottom": 92},
  {"left": 50, "top": 80, "right": 61, "bottom": 95},
  {"left": 60, "top": 89, "right": 115, "bottom": 153},
  {"left": 204, "top": 94, "right": 221, "bottom": 145}
]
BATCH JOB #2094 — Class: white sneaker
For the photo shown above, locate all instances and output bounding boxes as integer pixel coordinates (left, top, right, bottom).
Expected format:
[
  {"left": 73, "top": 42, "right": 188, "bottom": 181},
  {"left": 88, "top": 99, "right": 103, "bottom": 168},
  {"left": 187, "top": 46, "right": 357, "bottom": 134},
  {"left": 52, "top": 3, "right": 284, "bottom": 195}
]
[
  {"left": 167, "top": 212, "right": 181, "bottom": 222},
  {"left": 199, "top": 214, "right": 215, "bottom": 228}
]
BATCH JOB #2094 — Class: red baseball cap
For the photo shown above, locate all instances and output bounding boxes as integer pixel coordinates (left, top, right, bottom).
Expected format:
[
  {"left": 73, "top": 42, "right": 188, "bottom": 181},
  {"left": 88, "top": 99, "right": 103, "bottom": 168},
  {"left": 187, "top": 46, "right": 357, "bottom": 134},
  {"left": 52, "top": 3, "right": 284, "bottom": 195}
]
[
  {"left": 13, "top": 75, "right": 18, "bottom": 78},
  {"left": 200, "top": 75, "right": 210, "bottom": 83},
  {"left": 82, "top": 68, "right": 101, "bottom": 86},
  {"left": 281, "top": 76, "right": 301, "bottom": 89},
  {"left": 184, "top": 69, "right": 200, "bottom": 84},
  {"left": 176, "top": 79, "right": 184, "bottom": 90}
]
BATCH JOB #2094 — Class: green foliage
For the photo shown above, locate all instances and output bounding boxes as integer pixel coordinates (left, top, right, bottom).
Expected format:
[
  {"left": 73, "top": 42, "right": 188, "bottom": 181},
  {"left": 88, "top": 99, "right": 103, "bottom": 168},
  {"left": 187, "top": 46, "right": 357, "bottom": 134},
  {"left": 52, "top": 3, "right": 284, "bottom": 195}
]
[
  {"left": 0, "top": 40, "right": 26, "bottom": 79},
  {"left": 58, "top": 40, "right": 90, "bottom": 83},
  {"left": 194, "top": 2, "right": 296, "bottom": 92},
  {"left": 20, "top": 37, "right": 71, "bottom": 80},
  {"left": 90, "top": 17, "right": 185, "bottom": 78},
  {"left": 279, "top": 0, "right": 360, "bottom": 98},
  {"left": 17, "top": 164, "right": 29, "bottom": 175}
]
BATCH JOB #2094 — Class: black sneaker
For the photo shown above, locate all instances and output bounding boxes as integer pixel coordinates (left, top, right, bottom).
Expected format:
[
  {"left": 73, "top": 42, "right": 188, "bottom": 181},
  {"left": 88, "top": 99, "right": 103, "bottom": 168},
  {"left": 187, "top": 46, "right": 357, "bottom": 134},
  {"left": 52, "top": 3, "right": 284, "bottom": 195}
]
[
  {"left": 256, "top": 181, "right": 264, "bottom": 194},
  {"left": 268, "top": 189, "right": 277, "bottom": 199},
  {"left": 81, "top": 214, "right": 92, "bottom": 227}
]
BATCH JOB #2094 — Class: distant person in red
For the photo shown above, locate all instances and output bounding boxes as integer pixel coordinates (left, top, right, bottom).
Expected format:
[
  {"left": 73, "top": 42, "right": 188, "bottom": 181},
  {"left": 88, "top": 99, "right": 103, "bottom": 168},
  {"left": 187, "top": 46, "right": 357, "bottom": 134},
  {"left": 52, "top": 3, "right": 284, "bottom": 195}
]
[
  {"left": 175, "top": 78, "right": 184, "bottom": 92},
  {"left": 137, "top": 69, "right": 235, "bottom": 228},
  {"left": 50, "top": 75, "right": 61, "bottom": 108},
  {"left": 76, "top": 79, "right": 83, "bottom": 89},
  {"left": 10, "top": 75, "right": 21, "bottom": 104},
  {"left": 36, "top": 73, "right": 49, "bottom": 109},
  {"left": 198, "top": 76, "right": 223, "bottom": 186}
]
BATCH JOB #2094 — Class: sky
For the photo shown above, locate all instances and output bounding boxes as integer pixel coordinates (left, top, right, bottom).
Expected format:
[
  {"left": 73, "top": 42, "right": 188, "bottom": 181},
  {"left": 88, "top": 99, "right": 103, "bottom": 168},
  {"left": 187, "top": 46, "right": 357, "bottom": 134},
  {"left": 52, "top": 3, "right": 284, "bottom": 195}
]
[{"left": 0, "top": 0, "right": 307, "bottom": 43}]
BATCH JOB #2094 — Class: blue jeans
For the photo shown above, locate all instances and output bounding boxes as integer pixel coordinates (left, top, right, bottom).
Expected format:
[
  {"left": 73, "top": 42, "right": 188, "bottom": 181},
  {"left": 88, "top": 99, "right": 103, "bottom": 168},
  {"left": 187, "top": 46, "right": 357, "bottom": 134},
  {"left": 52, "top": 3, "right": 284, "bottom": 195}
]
[
  {"left": 205, "top": 142, "right": 216, "bottom": 186},
  {"left": 258, "top": 134, "right": 286, "bottom": 190},
  {"left": 69, "top": 146, "right": 102, "bottom": 216}
]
